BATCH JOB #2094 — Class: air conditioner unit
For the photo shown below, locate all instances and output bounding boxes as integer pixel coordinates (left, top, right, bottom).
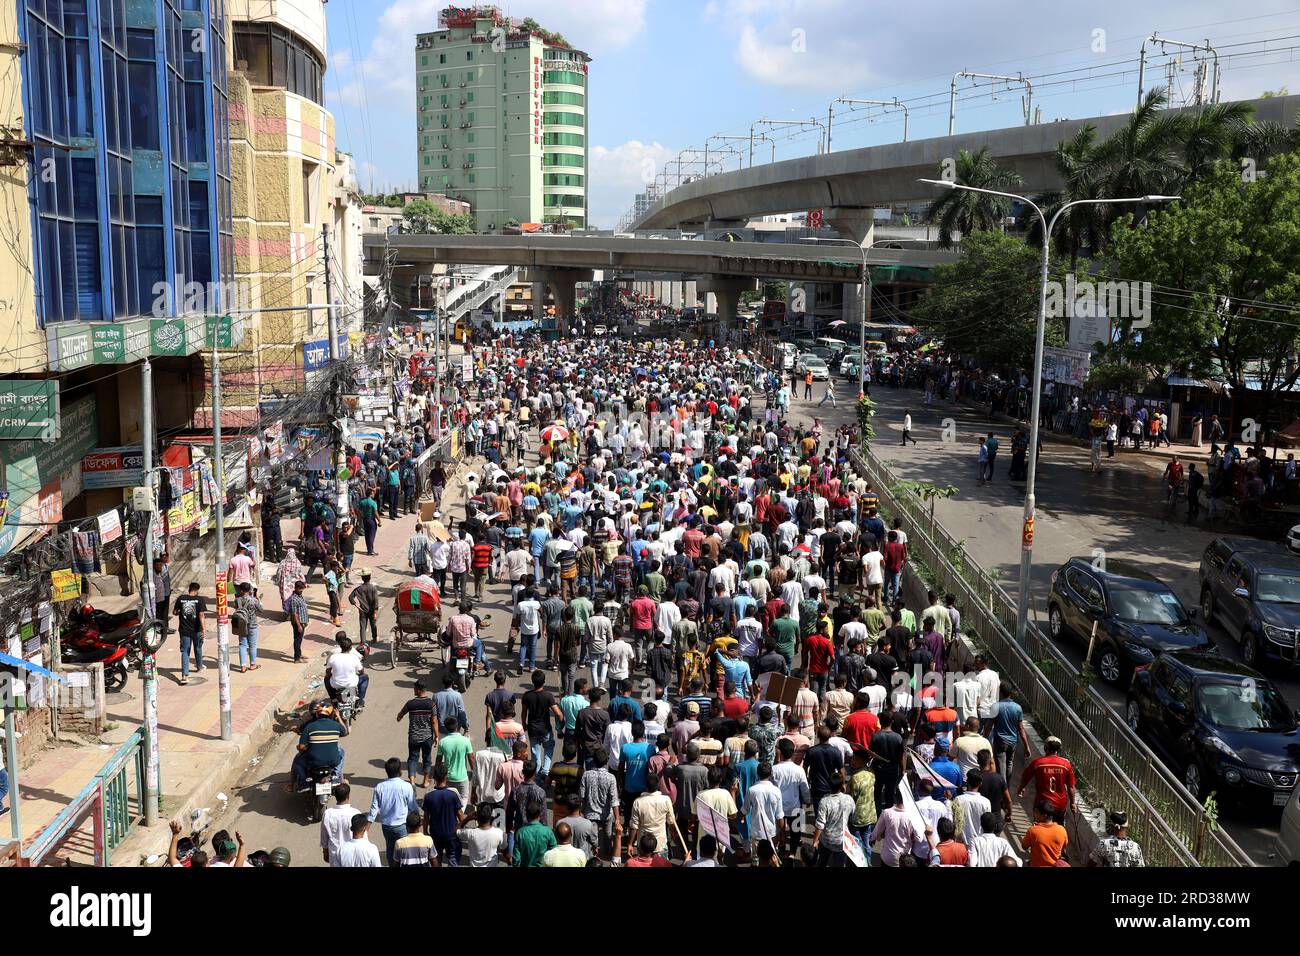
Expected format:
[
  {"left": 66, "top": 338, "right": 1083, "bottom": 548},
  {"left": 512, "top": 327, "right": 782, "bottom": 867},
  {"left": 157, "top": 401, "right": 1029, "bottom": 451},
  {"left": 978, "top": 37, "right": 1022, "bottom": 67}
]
[
  {"left": 460, "top": 99, "right": 467, "bottom": 106},
  {"left": 459, "top": 81, "right": 467, "bottom": 87},
  {"left": 463, "top": 162, "right": 471, "bottom": 169},
  {"left": 461, "top": 122, "right": 470, "bottom": 129},
  {"left": 440, "top": 121, "right": 449, "bottom": 129}
]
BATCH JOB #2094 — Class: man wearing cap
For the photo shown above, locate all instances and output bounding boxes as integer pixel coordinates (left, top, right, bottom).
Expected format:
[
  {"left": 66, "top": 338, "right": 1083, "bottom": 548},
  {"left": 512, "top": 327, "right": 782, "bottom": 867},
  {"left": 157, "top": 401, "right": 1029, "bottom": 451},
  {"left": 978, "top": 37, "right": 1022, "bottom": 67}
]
[
  {"left": 348, "top": 569, "right": 380, "bottom": 651},
  {"left": 1088, "top": 811, "right": 1146, "bottom": 867}
]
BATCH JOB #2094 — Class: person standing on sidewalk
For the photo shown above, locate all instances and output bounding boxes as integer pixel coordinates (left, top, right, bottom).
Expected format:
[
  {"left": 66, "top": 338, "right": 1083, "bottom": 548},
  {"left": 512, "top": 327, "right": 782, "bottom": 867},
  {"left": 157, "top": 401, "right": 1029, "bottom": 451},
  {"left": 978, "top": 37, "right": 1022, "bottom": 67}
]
[
  {"left": 234, "top": 582, "right": 263, "bottom": 672},
  {"left": 153, "top": 556, "right": 172, "bottom": 638},
  {"left": 288, "top": 580, "right": 310, "bottom": 663},
  {"left": 173, "top": 582, "right": 207, "bottom": 685}
]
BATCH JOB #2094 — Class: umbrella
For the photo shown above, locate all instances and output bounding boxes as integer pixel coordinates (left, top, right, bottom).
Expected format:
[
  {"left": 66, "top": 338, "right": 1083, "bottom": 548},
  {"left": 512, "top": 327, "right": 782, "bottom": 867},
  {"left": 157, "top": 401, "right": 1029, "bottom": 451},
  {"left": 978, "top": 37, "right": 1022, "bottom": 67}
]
[
  {"left": 828, "top": 319, "right": 848, "bottom": 327},
  {"left": 540, "top": 424, "right": 569, "bottom": 443}
]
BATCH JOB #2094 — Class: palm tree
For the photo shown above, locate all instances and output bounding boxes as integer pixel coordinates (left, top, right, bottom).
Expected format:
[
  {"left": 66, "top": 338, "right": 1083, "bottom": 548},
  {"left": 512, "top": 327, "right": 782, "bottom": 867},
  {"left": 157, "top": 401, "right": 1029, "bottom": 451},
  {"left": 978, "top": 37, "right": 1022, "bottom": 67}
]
[
  {"left": 1093, "top": 87, "right": 1187, "bottom": 219},
  {"left": 1023, "top": 125, "right": 1110, "bottom": 269},
  {"left": 1231, "top": 112, "right": 1300, "bottom": 167},
  {"left": 924, "top": 146, "right": 1024, "bottom": 247},
  {"left": 1176, "top": 100, "right": 1257, "bottom": 184}
]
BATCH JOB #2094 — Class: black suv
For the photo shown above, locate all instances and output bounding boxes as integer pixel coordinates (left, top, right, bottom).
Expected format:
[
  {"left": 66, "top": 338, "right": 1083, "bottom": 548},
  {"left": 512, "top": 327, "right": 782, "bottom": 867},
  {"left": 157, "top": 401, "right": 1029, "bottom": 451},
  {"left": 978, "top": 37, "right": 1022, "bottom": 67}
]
[
  {"left": 1200, "top": 537, "right": 1300, "bottom": 668},
  {"left": 1126, "top": 651, "right": 1300, "bottom": 809},
  {"left": 1047, "top": 558, "right": 1212, "bottom": 686}
]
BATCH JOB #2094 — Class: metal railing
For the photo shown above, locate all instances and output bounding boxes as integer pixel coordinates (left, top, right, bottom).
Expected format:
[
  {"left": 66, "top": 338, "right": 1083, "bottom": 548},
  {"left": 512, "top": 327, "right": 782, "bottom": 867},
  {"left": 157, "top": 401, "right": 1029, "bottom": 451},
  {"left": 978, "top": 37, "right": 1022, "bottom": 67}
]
[
  {"left": 17, "top": 728, "right": 148, "bottom": 867},
  {"left": 851, "top": 444, "right": 1252, "bottom": 867}
]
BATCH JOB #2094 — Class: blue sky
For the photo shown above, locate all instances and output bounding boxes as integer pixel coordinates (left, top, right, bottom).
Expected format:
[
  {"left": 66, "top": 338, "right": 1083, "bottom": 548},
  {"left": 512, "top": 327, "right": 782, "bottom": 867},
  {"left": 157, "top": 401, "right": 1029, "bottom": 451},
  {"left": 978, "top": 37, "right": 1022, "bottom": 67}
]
[{"left": 324, "top": 0, "right": 1300, "bottom": 227}]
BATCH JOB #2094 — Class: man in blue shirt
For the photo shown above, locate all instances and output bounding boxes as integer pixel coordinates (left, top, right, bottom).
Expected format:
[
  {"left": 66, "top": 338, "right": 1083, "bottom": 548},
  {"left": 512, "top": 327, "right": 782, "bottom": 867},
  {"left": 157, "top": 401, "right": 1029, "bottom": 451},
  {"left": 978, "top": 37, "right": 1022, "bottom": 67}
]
[
  {"left": 990, "top": 685, "right": 1029, "bottom": 784},
  {"left": 433, "top": 674, "right": 469, "bottom": 735},
  {"left": 927, "top": 742, "right": 965, "bottom": 801},
  {"left": 368, "top": 757, "right": 419, "bottom": 866},
  {"left": 609, "top": 680, "right": 644, "bottom": 722},
  {"left": 617, "top": 721, "right": 655, "bottom": 821},
  {"left": 528, "top": 520, "right": 550, "bottom": 581}
]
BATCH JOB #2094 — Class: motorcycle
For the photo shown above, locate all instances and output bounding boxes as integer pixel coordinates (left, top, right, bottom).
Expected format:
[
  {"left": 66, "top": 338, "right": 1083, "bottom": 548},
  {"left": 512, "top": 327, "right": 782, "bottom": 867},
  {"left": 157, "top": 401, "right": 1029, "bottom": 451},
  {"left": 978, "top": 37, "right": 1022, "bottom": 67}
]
[
  {"left": 451, "top": 645, "right": 473, "bottom": 692},
  {"left": 335, "top": 685, "right": 362, "bottom": 726},
  {"left": 302, "top": 764, "right": 337, "bottom": 823},
  {"left": 62, "top": 604, "right": 140, "bottom": 646},
  {"left": 62, "top": 637, "right": 130, "bottom": 693}
]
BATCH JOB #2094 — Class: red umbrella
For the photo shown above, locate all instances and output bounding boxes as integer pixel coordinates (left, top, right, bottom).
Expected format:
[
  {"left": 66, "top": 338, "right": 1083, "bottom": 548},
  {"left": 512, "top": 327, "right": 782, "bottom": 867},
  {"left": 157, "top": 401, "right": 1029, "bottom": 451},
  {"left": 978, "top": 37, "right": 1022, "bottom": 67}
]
[{"left": 540, "top": 424, "right": 570, "bottom": 443}]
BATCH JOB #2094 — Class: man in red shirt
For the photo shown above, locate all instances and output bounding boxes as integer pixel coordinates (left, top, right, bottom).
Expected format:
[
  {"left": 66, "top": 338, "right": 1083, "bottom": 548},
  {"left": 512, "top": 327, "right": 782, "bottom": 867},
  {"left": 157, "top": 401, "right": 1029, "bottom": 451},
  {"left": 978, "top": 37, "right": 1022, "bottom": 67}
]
[
  {"left": 682, "top": 524, "right": 704, "bottom": 559},
  {"left": 1017, "top": 736, "right": 1077, "bottom": 814},
  {"left": 720, "top": 682, "right": 750, "bottom": 720},
  {"left": 805, "top": 625, "right": 835, "bottom": 699},
  {"left": 843, "top": 692, "right": 880, "bottom": 755},
  {"left": 882, "top": 531, "right": 908, "bottom": 606},
  {"left": 628, "top": 585, "right": 658, "bottom": 666}
]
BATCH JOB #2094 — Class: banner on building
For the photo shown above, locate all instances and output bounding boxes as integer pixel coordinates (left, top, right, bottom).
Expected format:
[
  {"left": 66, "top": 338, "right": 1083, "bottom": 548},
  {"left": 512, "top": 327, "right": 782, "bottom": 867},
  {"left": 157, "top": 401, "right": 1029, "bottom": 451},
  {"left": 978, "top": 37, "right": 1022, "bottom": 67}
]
[
  {"left": 96, "top": 509, "right": 122, "bottom": 544},
  {"left": 81, "top": 446, "right": 145, "bottom": 490},
  {"left": 0, "top": 380, "right": 59, "bottom": 441}
]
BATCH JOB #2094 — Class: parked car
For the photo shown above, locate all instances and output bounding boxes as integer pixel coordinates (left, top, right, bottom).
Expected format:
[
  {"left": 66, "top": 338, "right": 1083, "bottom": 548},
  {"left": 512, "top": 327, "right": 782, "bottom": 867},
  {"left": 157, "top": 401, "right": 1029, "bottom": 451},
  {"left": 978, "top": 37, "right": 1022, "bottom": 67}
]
[
  {"left": 1282, "top": 781, "right": 1300, "bottom": 864},
  {"left": 795, "top": 353, "right": 830, "bottom": 380},
  {"left": 1200, "top": 537, "right": 1300, "bottom": 668},
  {"left": 1125, "top": 650, "right": 1300, "bottom": 808},
  {"left": 838, "top": 354, "right": 861, "bottom": 379},
  {"left": 1047, "top": 558, "right": 1212, "bottom": 686}
]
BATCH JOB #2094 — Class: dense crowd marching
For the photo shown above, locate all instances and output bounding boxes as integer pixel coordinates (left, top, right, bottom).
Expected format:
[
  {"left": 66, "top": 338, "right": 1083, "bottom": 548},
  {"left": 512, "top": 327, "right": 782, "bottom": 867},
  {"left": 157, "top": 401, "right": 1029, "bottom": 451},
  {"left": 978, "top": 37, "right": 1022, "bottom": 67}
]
[{"left": 231, "top": 328, "right": 1148, "bottom": 870}]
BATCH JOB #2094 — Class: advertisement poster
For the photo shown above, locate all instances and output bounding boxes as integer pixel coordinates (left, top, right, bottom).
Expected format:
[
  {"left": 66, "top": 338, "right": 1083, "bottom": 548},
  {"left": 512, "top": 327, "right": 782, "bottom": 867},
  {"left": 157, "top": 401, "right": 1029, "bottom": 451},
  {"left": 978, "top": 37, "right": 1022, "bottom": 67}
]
[
  {"left": 96, "top": 509, "right": 122, "bottom": 544},
  {"left": 51, "top": 568, "right": 81, "bottom": 602}
]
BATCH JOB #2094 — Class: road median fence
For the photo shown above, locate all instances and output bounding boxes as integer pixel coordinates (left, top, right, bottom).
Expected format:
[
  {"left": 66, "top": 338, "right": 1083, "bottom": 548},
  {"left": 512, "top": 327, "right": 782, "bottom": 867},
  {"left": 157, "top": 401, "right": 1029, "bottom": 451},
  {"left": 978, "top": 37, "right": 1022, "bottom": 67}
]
[{"left": 850, "top": 444, "right": 1252, "bottom": 867}]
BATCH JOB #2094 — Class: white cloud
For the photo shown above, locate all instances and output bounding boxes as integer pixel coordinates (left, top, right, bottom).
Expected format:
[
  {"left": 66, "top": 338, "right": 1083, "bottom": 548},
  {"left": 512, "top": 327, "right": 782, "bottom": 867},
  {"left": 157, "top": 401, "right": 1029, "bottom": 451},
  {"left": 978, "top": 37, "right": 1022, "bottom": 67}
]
[
  {"left": 328, "top": 48, "right": 351, "bottom": 71},
  {"left": 588, "top": 139, "right": 675, "bottom": 228},
  {"left": 520, "top": 0, "right": 650, "bottom": 52}
]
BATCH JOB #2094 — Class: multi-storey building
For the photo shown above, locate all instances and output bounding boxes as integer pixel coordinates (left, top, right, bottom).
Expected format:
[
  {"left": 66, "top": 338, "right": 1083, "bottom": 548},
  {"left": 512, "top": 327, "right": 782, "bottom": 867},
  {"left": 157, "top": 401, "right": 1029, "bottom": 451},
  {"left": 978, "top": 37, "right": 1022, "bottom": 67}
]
[
  {"left": 415, "top": 6, "right": 590, "bottom": 232},
  {"left": 1, "top": 0, "right": 236, "bottom": 553}
]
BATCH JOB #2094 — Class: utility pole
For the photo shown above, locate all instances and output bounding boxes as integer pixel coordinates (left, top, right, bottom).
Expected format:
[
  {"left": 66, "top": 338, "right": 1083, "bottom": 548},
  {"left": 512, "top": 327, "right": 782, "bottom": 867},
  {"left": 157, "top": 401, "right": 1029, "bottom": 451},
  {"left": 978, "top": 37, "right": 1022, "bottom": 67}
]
[
  {"left": 211, "top": 343, "right": 232, "bottom": 741},
  {"left": 139, "top": 359, "right": 160, "bottom": 825},
  {"left": 434, "top": 280, "right": 445, "bottom": 440},
  {"left": 3, "top": 695, "right": 19, "bottom": 845},
  {"left": 322, "top": 226, "right": 347, "bottom": 521}
]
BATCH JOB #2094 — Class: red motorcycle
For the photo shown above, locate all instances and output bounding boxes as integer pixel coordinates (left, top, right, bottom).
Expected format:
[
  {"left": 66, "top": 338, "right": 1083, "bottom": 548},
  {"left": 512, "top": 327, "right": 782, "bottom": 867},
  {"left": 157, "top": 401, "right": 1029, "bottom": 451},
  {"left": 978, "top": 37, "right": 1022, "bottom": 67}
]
[
  {"left": 61, "top": 604, "right": 145, "bottom": 693},
  {"left": 62, "top": 636, "right": 130, "bottom": 693}
]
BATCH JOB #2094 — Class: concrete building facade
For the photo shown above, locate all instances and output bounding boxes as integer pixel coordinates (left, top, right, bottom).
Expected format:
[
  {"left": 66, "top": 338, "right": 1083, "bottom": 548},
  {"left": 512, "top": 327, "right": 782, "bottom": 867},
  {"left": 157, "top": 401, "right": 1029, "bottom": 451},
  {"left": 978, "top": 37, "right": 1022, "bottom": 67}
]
[
  {"left": 415, "top": 6, "right": 590, "bottom": 232},
  {"left": 224, "top": 0, "right": 336, "bottom": 425}
]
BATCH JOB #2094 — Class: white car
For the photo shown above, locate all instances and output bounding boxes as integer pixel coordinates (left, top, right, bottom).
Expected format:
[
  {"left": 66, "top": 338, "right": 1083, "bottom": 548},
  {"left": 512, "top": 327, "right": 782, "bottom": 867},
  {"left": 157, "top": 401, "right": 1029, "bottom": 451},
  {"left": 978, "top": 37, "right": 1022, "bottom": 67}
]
[
  {"left": 797, "top": 353, "right": 830, "bottom": 380},
  {"left": 1288, "top": 524, "right": 1300, "bottom": 556}
]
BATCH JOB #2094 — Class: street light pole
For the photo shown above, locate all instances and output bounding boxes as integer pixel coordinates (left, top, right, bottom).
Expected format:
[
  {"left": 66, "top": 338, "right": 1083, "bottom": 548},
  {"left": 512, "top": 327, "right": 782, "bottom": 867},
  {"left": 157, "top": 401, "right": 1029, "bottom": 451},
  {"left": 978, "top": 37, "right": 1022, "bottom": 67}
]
[
  {"left": 211, "top": 341, "right": 232, "bottom": 741},
  {"left": 919, "top": 180, "right": 1177, "bottom": 643}
]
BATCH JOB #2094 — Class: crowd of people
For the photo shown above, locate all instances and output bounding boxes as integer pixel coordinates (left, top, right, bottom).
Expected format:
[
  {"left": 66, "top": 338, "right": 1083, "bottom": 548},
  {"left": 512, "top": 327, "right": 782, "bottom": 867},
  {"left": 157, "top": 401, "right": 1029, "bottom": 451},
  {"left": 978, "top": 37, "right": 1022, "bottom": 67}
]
[{"left": 292, "top": 329, "right": 1144, "bottom": 869}]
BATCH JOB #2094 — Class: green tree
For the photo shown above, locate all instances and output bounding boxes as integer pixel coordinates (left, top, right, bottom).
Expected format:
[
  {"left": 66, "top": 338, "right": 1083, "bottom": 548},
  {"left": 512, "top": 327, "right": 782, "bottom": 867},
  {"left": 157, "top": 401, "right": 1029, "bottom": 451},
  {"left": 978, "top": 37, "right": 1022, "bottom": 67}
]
[
  {"left": 1097, "top": 152, "right": 1300, "bottom": 417},
  {"left": 911, "top": 231, "right": 1062, "bottom": 367},
  {"left": 1092, "top": 88, "right": 1186, "bottom": 219},
  {"left": 924, "top": 146, "right": 1024, "bottom": 247},
  {"left": 403, "top": 199, "right": 475, "bottom": 235}
]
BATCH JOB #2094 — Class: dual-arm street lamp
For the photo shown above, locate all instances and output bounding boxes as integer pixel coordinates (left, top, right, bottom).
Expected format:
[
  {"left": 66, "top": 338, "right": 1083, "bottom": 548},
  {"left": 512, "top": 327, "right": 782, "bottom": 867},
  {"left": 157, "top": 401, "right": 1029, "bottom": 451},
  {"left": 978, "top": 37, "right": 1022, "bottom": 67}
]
[{"left": 918, "top": 179, "right": 1179, "bottom": 644}]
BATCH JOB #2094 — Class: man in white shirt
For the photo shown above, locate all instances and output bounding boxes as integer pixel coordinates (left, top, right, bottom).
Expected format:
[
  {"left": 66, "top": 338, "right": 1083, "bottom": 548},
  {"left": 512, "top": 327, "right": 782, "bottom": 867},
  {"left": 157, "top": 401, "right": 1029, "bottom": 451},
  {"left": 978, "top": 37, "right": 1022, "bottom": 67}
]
[
  {"left": 605, "top": 630, "right": 635, "bottom": 692},
  {"left": 968, "top": 815, "right": 1021, "bottom": 867},
  {"left": 974, "top": 656, "right": 1001, "bottom": 733},
  {"left": 861, "top": 546, "right": 885, "bottom": 603},
  {"left": 326, "top": 636, "right": 367, "bottom": 707},
  {"left": 953, "top": 673, "right": 981, "bottom": 724},
  {"left": 953, "top": 773, "right": 993, "bottom": 846},
  {"left": 335, "top": 814, "right": 383, "bottom": 867},
  {"left": 319, "top": 783, "right": 357, "bottom": 866},
  {"left": 743, "top": 761, "right": 786, "bottom": 850}
]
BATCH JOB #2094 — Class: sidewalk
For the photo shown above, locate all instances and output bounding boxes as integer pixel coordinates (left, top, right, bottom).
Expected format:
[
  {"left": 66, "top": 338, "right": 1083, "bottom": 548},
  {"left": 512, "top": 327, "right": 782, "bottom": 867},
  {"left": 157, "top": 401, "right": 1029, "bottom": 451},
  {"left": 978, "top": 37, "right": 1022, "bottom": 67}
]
[{"left": 14, "top": 505, "right": 427, "bottom": 865}]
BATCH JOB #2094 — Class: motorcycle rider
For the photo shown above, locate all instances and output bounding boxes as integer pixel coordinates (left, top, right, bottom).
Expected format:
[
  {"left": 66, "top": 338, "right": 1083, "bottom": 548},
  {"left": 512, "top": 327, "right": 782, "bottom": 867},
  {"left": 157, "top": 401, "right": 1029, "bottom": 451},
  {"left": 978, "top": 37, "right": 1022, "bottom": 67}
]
[
  {"left": 446, "top": 600, "right": 487, "bottom": 675},
  {"left": 326, "top": 632, "right": 368, "bottom": 711},
  {"left": 290, "top": 700, "right": 349, "bottom": 791}
]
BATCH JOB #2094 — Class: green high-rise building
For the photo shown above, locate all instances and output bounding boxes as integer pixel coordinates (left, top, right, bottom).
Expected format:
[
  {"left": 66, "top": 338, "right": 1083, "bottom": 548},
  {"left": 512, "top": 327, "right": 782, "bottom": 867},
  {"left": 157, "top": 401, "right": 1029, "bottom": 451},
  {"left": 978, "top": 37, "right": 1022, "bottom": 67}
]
[{"left": 416, "top": 6, "right": 590, "bottom": 232}]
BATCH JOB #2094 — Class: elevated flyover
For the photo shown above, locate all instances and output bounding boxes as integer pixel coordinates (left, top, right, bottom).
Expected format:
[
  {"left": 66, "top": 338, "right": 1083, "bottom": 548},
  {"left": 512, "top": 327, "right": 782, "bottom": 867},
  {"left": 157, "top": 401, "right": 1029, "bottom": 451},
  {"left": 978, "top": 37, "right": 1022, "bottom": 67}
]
[
  {"left": 362, "top": 233, "right": 958, "bottom": 333},
  {"left": 632, "top": 94, "right": 1300, "bottom": 233}
]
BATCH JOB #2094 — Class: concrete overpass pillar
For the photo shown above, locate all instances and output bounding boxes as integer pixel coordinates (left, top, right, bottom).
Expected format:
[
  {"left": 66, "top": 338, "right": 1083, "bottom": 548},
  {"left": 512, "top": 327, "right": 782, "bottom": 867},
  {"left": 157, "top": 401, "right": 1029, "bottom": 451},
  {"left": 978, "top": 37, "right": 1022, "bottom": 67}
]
[
  {"left": 826, "top": 207, "right": 875, "bottom": 247},
  {"left": 706, "top": 293, "right": 717, "bottom": 315},
  {"left": 685, "top": 281, "right": 698, "bottom": 309},
  {"left": 532, "top": 280, "right": 547, "bottom": 326},
  {"left": 549, "top": 277, "right": 577, "bottom": 336},
  {"left": 697, "top": 276, "right": 757, "bottom": 346}
]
